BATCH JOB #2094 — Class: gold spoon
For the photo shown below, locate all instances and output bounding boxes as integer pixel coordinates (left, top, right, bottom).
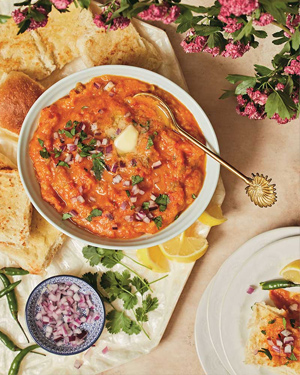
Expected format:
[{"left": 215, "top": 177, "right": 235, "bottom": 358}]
[{"left": 134, "top": 92, "right": 277, "bottom": 208}]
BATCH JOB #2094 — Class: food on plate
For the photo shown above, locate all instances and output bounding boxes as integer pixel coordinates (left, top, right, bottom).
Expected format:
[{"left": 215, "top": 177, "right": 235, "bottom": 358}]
[
  {"left": 159, "top": 232, "right": 208, "bottom": 263},
  {"left": 0, "top": 156, "right": 65, "bottom": 273},
  {"left": 0, "top": 72, "right": 44, "bottom": 137},
  {"left": 0, "top": 167, "right": 32, "bottom": 246},
  {"left": 0, "top": 153, "right": 16, "bottom": 170},
  {"left": 29, "top": 75, "right": 206, "bottom": 239},
  {"left": 198, "top": 202, "right": 227, "bottom": 227},
  {"left": 0, "top": 5, "right": 161, "bottom": 84},
  {"left": 137, "top": 246, "right": 170, "bottom": 273},
  {"left": 280, "top": 259, "right": 300, "bottom": 284},
  {"left": 260, "top": 279, "right": 300, "bottom": 290},
  {"left": 36, "top": 282, "right": 100, "bottom": 348},
  {"left": 246, "top": 290, "right": 300, "bottom": 374}
]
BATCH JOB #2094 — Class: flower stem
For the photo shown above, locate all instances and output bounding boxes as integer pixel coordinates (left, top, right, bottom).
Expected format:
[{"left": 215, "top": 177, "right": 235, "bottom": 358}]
[
  {"left": 132, "top": 309, "right": 151, "bottom": 340},
  {"left": 148, "top": 274, "right": 169, "bottom": 285},
  {"left": 271, "top": 21, "right": 293, "bottom": 37}
]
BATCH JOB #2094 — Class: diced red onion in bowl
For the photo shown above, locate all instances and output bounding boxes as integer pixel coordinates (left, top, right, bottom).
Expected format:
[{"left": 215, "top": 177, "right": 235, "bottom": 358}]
[{"left": 102, "top": 346, "right": 109, "bottom": 354}]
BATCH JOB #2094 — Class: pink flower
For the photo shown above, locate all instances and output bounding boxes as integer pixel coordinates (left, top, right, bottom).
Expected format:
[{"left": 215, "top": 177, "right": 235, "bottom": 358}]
[
  {"left": 284, "top": 58, "right": 300, "bottom": 76},
  {"left": 284, "top": 14, "right": 300, "bottom": 37},
  {"left": 93, "top": 2, "right": 130, "bottom": 32},
  {"left": 12, "top": 6, "right": 48, "bottom": 30},
  {"left": 94, "top": 14, "right": 106, "bottom": 29},
  {"left": 12, "top": 9, "right": 26, "bottom": 24},
  {"left": 275, "top": 83, "right": 285, "bottom": 91},
  {"left": 246, "top": 88, "right": 268, "bottom": 105},
  {"left": 138, "top": 4, "right": 180, "bottom": 24},
  {"left": 219, "top": 0, "right": 258, "bottom": 17},
  {"left": 271, "top": 113, "right": 296, "bottom": 124},
  {"left": 223, "top": 18, "right": 243, "bottom": 33},
  {"left": 203, "top": 46, "right": 220, "bottom": 57},
  {"left": 50, "top": 0, "right": 73, "bottom": 10},
  {"left": 221, "top": 40, "right": 250, "bottom": 59},
  {"left": 237, "top": 95, "right": 247, "bottom": 106},
  {"left": 181, "top": 30, "right": 208, "bottom": 53},
  {"left": 239, "top": 102, "right": 266, "bottom": 120},
  {"left": 253, "top": 13, "right": 274, "bottom": 26},
  {"left": 110, "top": 15, "right": 130, "bottom": 30}
]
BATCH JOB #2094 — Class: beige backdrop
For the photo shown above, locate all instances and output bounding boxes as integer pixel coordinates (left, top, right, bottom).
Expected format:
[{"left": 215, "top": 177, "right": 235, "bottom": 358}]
[{"left": 104, "top": 1, "right": 300, "bottom": 375}]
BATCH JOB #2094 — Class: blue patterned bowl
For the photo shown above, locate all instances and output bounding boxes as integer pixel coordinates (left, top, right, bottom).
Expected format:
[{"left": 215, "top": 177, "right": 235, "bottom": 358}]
[{"left": 25, "top": 275, "right": 105, "bottom": 355}]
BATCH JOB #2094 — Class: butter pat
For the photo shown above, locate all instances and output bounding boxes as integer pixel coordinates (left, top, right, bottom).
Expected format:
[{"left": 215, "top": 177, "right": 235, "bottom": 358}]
[{"left": 114, "top": 124, "right": 139, "bottom": 154}]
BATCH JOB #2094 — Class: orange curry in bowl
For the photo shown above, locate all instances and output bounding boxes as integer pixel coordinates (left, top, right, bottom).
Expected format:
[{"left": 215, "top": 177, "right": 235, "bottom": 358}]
[{"left": 29, "top": 75, "right": 206, "bottom": 239}]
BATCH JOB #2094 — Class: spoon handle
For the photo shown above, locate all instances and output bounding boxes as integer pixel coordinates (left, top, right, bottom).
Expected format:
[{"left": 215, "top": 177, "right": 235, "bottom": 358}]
[{"left": 176, "top": 126, "right": 251, "bottom": 185}]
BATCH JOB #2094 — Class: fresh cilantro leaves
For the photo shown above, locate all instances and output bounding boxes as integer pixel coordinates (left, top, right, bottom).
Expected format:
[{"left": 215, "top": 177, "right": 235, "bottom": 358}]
[
  {"left": 62, "top": 213, "right": 72, "bottom": 220},
  {"left": 125, "top": 190, "right": 130, "bottom": 197},
  {"left": 154, "top": 216, "right": 163, "bottom": 229},
  {"left": 82, "top": 246, "right": 124, "bottom": 268},
  {"left": 268, "top": 319, "right": 276, "bottom": 324},
  {"left": 131, "top": 175, "right": 143, "bottom": 185},
  {"left": 38, "top": 138, "right": 44, "bottom": 147},
  {"left": 86, "top": 208, "right": 102, "bottom": 222},
  {"left": 258, "top": 348, "right": 272, "bottom": 361},
  {"left": 283, "top": 317, "right": 287, "bottom": 329},
  {"left": 135, "top": 295, "right": 159, "bottom": 323},
  {"left": 57, "top": 161, "right": 70, "bottom": 168},
  {"left": 288, "top": 353, "right": 297, "bottom": 361},
  {"left": 82, "top": 272, "right": 98, "bottom": 290},
  {"left": 92, "top": 158, "right": 106, "bottom": 180},
  {"left": 261, "top": 330, "right": 266, "bottom": 335},
  {"left": 290, "top": 319, "right": 296, "bottom": 328},
  {"left": 142, "top": 201, "right": 150, "bottom": 210},
  {"left": 192, "top": 194, "right": 197, "bottom": 199},
  {"left": 106, "top": 310, "right": 141, "bottom": 335},
  {"left": 40, "top": 147, "right": 50, "bottom": 159},
  {"left": 155, "top": 194, "right": 170, "bottom": 212},
  {"left": 53, "top": 148, "right": 62, "bottom": 158},
  {"left": 146, "top": 136, "right": 154, "bottom": 149}
]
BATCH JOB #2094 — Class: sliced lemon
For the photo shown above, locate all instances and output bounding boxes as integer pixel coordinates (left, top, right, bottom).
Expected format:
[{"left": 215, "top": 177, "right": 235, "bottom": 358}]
[
  {"left": 137, "top": 246, "right": 170, "bottom": 273},
  {"left": 198, "top": 203, "right": 227, "bottom": 227},
  {"left": 159, "top": 232, "right": 208, "bottom": 263},
  {"left": 280, "top": 259, "right": 300, "bottom": 283}
]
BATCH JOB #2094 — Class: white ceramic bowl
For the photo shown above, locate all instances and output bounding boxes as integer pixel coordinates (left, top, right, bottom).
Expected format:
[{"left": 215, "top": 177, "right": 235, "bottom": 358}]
[{"left": 18, "top": 66, "right": 220, "bottom": 250}]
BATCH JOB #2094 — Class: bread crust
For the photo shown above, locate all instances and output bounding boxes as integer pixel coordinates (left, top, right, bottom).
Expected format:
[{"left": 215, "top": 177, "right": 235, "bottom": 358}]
[{"left": 0, "top": 72, "right": 44, "bottom": 137}]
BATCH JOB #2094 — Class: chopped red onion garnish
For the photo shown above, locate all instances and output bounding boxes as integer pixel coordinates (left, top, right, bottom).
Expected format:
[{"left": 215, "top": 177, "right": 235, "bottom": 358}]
[
  {"left": 53, "top": 132, "right": 58, "bottom": 140},
  {"left": 121, "top": 201, "right": 128, "bottom": 211},
  {"left": 150, "top": 194, "right": 157, "bottom": 201},
  {"left": 89, "top": 150, "right": 98, "bottom": 154},
  {"left": 130, "top": 197, "right": 137, "bottom": 203},
  {"left": 60, "top": 145, "right": 66, "bottom": 152},
  {"left": 143, "top": 217, "right": 151, "bottom": 223},
  {"left": 106, "top": 213, "right": 114, "bottom": 221},
  {"left": 64, "top": 154, "right": 72, "bottom": 163},
  {"left": 276, "top": 339, "right": 283, "bottom": 347},
  {"left": 116, "top": 128, "right": 121, "bottom": 135},
  {"left": 289, "top": 303, "right": 298, "bottom": 311},
  {"left": 281, "top": 329, "right": 292, "bottom": 337},
  {"left": 112, "top": 224, "right": 118, "bottom": 230},
  {"left": 78, "top": 186, "right": 83, "bottom": 194},
  {"left": 69, "top": 210, "right": 78, "bottom": 217},
  {"left": 111, "top": 162, "right": 118, "bottom": 173},
  {"left": 147, "top": 212, "right": 154, "bottom": 219},
  {"left": 131, "top": 185, "right": 139, "bottom": 195},
  {"left": 123, "top": 180, "right": 130, "bottom": 187},
  {"left": 125, "top": 215, "right": 133, "bottom": 222},
  {"left": 106, "top": 144, "right": 113, "bottom": 154},
  {"left": 131, "top": 159, "right": 137, "bottom": 166},
  {"left": 103, "top": 81, "right": 114, "bottom": 91},
  {"left": 246, "top": 286, "right": 255, "bottom": 294},
  {"left": 77, "top": 195, "right": 85, "bottom": 203},
  {"left": 112, "top": 175, "right": 122, "bottom": 184},
  {"left": 98, "top": 109, "right": 103, "bottom": 114},
  {"left": 102, "top": 138, "right": 108, "bottom": 146},
  {"left": 267, "top": 338, "right": 274, "bottom": 346},
  {"left": 152, "top": 160, "right": 162, "bottom": 169},
  {"left": 74, "top": 359, "right": 83, "bottom": 369},
  {"left": 120, "top": 160, "right": 126, "bottom": 168},
  {"left": 67, "top": 144, "right": 77, "bottom": 152},
  {"left": 253, "top": 349, "right": 258, "bottom": 355},
  {"left": 102, "top": 346, "right": 109, "bottom": 354},
  {"left": 75, "top": 154, "right": 82, "bottom": 163},
  {"left": 91, "top": 124, "right": 98, "bottom": 132},
  {"left": 283, "top": 336, "right": 294, "bottom": 344},
  {"left": 124, "top": 112, "right": 131, "bottom": 118},
  {"left": 74, "top": 138, "right": 79, "bottom": 146},
  {"left": 284, "top": 344, "right": 292, "bottom": 354},
  {"left": 138, "top": 189, "right": 145, "bottom": 195},
  {"left": 89, "top": 197, "right": 96, "bottom": 202},
  {"left": 94, "top": 82, "right": 100, "bottom": 89},
  {"left": 96, "top": 140, "right": 101, "bottom": 147},
  {"left": 109, "top": 92, "right": 114, "bottom": 97},
  {"left": 272, "top": 345, "right": 281, "bottom": 353},
  {"left": 81, "top": 124, "right": 86, "bottom": 131}
]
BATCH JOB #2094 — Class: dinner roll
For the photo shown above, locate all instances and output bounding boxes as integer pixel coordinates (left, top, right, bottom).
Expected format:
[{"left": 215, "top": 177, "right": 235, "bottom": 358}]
[{"left": 0, "top": 71, "right": 44, "bottom": 137}]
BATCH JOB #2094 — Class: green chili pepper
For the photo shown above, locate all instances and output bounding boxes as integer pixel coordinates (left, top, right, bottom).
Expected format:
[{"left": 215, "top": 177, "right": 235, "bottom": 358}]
[
  {"left": 260, "top": 279, "right": 300, "bottom": 290},
  {"left": 8, "top": 344, "right": 40, "bottom": 375},
  {"left": 0, "top": 280, "right": 21, "bottom": 298},
  {"left": 0, "top": 330, "right": 45, "bottom": 356},
  {"left": 0, "top": 274, "right": 29, "bottom": 343},
  {"left": 0, "top": 267, "right": 29, "bottom": 276}
]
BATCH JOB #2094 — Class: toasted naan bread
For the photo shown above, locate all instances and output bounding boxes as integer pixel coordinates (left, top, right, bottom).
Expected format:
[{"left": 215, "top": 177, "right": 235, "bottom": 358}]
[
  {"left": 0, "top": 153, "right": 16, "bottom": 170},
  {"left": 0, "top": 19, "right": 55, "bottom": 80},
  {"left": 246, "top": 302, "right": 300, "bottom": 375},
  {"left": 0, "top": 209, "right": 65, "bottom": 274},
  {"left": 0, "top": 168, "right": 32, "bottom": 246}
]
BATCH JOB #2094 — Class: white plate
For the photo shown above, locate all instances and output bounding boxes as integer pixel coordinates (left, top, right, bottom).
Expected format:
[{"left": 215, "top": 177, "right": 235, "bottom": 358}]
[
  {"left": 206, "top": 227, "right": 300, "bottom": 374},
  {"left": 220, "top": 235, "right": 300, "bottom": 375},
  {"left": 18, "top": 65, "right": 220, "bottom": 250},
  {"left": 195, "top": 278, "right": 229, "bottom": 375}
]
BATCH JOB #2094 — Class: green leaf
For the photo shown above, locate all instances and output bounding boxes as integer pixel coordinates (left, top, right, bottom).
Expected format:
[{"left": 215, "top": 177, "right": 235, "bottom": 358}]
[
  {"left": 291, "top": 28, "right": 300, "bottom": 50},
  {"left": 193, "top": 25, "right": 221, "bottom": 36},
  {"left": 235, "top": 78, "right": 256, "bottom": 95},
  {"left": 126, "top": 190, "right": 130, "bottom": 197},
  {"left": 76, "top": 0, "right": 90, "bottom": 9},
  {"left": 53, "top": 148, "right": 62, "bottom": 158},
  {"left": 154, "top": 216, "right": 163, "bottom": 229},
  {"left": 92, "top": 158, "right": 106, "bottom": 180},
  {"left": 261, "top": 330, "right": 266, "bottom": 335},
  {"left": 135, "top": 306, "right": 148, "bottom": 322},
  {"left": 288, "top": 353, "right": 297, "bottom": 361},
  {"left": 155, "top": 194, "right": 170, "bottom": 212},
  {"left": 142, "top": 294, "right": 159, "bottom": 313},
  {"left": 132, "top": 276, "right": 149, "bottom": 295},
  {"left": 86, "top": 208, "right": 102, "bottom": 222},
  {"left": 62, "top": 213, "right": 72, "bottom": 220},
  {"left": 181, "top": 5, "right": 208, "bottom": 13},
  {"left": 0, "top": 14, "right": 11, "bottom": 24},
  {"left": 235, "top": 20, "right": 253, "bottom": 41},
  {"left": 283, "top": 317, "right": 287, "bottom": 329},
  {"left": 254, "top": 64, "right": 272, "bottom": 76},
  {"left": 82, "top": 245, "right": 103, "bottom": 266},
  {"left": 142, "top": 201, "right": 150, "bottom": 210},
  {"left": 290, "top": 319, "right": 296, "bottom": 328},
  {"left": 106, "top": 310, "right": 132, "bottom": 334},
  {"left": 258, "top": 348, "right": 272, "bottom": 360},
  {"left": 219, "top": 90, "right": 235, "bottom": 99},
  {"left": 252, "top": 29, "right": 267, "bottom": 39},
  {"left": 101, "top": 250, "right": 124, "bottom": 268},
  {"left": 226, "top": 74, "right": 255, "bottom": 84},
  {"left": 273, "top": 37, "right": 289, "bottom": 45},
  {"left": 273, "top": 30, "right": 284, "bottom": 38},
  {"left": 131, "top": 175, "right": 143, "bottom": 185},
  {"left": 17, "top": 19, "right": 31, "bottom": 35},
  {"left": 146, "top": 136, "right": 154, "bottom": 150},
  {"left": 268, "top": 319, "right": 276, "bottom": 325},
  {"left": 265, "top": 91, "right": 297, "bottom": 120},
  {"left": 259, "top": 0, "right": 287, "bottom": 24},
  {"left": 56, "top": 160, "right": 70, "bottom": 168},
  {"left": 38, "top": 138, "right": 44, "bottom": 147},
  {"left": 123, "top": 320, "right": 141, "bottom": 335},
  {"left": 284, "top": 76, "right": 294, "bottom": 95},
  {"left": 65, "top": 120, "right": 73, "bottom": 128},
  {"left": 81, "top": 272, "right": 98, "bottom": 290},
  {"left": 192, "top": 194, "right": 197, "bottom": 199},
  {"left": 40, "top": 147, "right": 50, "bottom": 159},
  {"left": 120, "top": 292, "right": 138, "bottom": 309}
]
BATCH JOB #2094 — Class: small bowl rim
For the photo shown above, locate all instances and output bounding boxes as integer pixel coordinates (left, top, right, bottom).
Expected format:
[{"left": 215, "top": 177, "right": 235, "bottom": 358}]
[
  {"left": 18, "top": 65, "right": 220, "bottom": 250},
  {"left": 25, "top": 274, "right": 106, "bottom": 356}
]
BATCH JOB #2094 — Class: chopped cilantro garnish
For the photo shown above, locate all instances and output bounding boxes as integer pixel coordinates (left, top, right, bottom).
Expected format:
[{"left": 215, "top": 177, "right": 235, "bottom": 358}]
[
  {"left": 58, "top": 128, "right": 74, "bottom": 138},
  {"left": 153, "top": 131, "right": 158, "bottom": 136},
  {"left": 283, "top": 317, "right": 287, "bottom": 329},
  {"left": 130, "top": 205, "right": 135, "bottom": 210},
  {"left": 288, "top": 353, "right": 297, "bottom": 361},
  {"left": 290, "top": 319, "right": 296, "bottom": 328},
  {"left": 192, "top": 194, "right": 197, "bottom": 199},
  {"left": 91, "top": 153, "right": 103, "bottom": 159},
  {"left": 268, "top": 319, "right": 276, "bottom": 324},
  {"left": 86, "top": 209, "right": 102, "bottom": 222},
  {"left": 89, "top": 139, "right": 97, "bottom": 145},
  {"left": 261, "top": 330, "right": 266, "bottom": 335},
  {"left": 155, "top": 194, "right": 170, "bottom": 212},
  {"left": 142, "top": 202, "right": 150, "bottom": 210},
  {"left": 154, "top": 216, "right": 162, "bottom": 229},
  {"left": 79, "top": 130, "right": 87, "bottom": 140},
  {"left": 139, "top": 121, "right": 150, "bottom": 133},
  {"left": 174, "top": 214, "right": 179, "bottom": 220},
  {"left": 132, "top": 120, "right": 138, "bottom": 126},
  {"left": 92, "top": 158, "right": 106, "bottom": 180},
  {"left": 78, "top": 142, "right": 95, "bottom": 157},
  {"left": 125, "top": 190, "right": 130, "bottom": 197},
  {"left": 57, "top": 161, "right": 70, "bottom": 168},
  {"left": 258, "top": 348, "right": 272, "bottom": 360},
  {"left": 82, "top": 106, "right": 89, "bottom": 109},
  {"left": 131, "top": 175, "right": 144, "bottom": 185},
  {"left": 40, "top": 148, "right": 50, "bottom": 159},
  {"left": 146, "top": 136, "right": 154, "bottom": 149},
  {"left": 53, "top": 148, "right": 62, "bottom": 158},
  {"left": 65, "top": 120, "right": 73, "bottom": 128},
  {"left": 62, "top": 213, "right": 72, "bottom": 220},
  {"left": 38, "top": 138, "right": 44, "bottom": 147}
]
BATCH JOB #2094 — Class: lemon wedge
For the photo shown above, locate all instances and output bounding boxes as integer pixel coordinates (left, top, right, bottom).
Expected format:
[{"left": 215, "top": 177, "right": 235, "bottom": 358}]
[
  {"left": 159, "top": 232, "right": 208, "bottom": 263},
  {"left": 198, "top": 203, "right": 227, "bottom": 227},
  {"left": 137, "top": 246, "right": 170, "bottom": 273},
  {"left": 280, "top": 259, "right": 300, "bottom": 283}
]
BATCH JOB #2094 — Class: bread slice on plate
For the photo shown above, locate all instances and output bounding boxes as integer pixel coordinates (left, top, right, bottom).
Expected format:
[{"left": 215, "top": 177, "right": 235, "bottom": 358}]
[
  {"left": 0, "top": 168, "right": 32, "bottom": 246},
  {"left": 0, "top": 72, "right": 44, "bottom": 138},
  {"left": 0, "top": 209, "right": 65, "bottom": 275},
  {"left": 246, "top": 301, "right": 300, "bottom": 375},
  {"left": 0, "top": 153, "right": 16, "bottom": 170}
]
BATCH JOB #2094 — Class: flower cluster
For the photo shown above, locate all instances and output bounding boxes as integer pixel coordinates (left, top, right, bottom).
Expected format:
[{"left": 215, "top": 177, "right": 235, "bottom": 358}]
[
  {"left": 138, "top": 4, "right": 180, "bottom": 24},
  {"left": 94, "top": 2, "right": 130, "bottom": 31},
  {"left": 284, "top": 14, "right": 300, "bottom": 38},
  {"left": 218, "top": 0, "right": 258, "bottom": 17},
  {"left": 253, "top": 13, "right": 274, "bottom": 26},
  {"left": 284, "top": 56, "right": 300, "bottom": 76},
  {"left": 12, "top": 6, "right": 49, "bottom": 31},
  {"left": 50, "top": 0, "right": 73, "bottom": 10}
]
